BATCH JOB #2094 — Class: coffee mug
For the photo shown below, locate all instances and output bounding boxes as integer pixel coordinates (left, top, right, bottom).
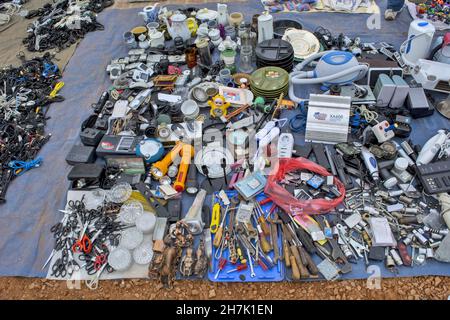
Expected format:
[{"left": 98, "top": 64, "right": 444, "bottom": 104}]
[{"left": 146, "top": 22, "right": 159, "bottom": 31}]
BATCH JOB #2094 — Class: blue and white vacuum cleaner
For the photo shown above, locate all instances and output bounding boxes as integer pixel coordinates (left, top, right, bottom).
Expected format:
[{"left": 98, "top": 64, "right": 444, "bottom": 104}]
[{"left": 289, "top": 50, "right": 369, "bottom": 103}]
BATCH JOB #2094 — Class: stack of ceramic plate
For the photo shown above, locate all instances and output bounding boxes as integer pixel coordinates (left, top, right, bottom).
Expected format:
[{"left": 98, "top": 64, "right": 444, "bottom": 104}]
[
  {"left": 250, "top": 66, "right": 289, "bottom": 101},
  {"left": 255, "top": 39, "right": 294, "bottom": 71}
]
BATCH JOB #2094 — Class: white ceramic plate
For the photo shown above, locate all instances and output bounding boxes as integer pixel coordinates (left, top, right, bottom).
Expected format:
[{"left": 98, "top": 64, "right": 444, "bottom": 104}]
[{"left": 282, "top": 28, "right": 320, "bottom": 60}]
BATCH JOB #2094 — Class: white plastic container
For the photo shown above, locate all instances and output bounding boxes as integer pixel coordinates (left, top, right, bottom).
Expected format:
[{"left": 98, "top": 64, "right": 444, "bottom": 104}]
[
  {"left": 217, "top": 3, "right": 228, "bottom": 26},
  {"left": 403, "top": 20, "right": 435, "bottom": 65}
]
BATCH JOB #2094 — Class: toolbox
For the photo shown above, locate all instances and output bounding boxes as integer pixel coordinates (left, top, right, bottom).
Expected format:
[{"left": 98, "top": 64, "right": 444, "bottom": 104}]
[{"left": 207, "top": 191, "right": 285, "bottom": 282}]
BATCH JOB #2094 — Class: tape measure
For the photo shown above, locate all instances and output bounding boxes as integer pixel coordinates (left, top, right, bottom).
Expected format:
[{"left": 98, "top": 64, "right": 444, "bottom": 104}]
[
  {"left": 136, "top": 138, "right": 164, "bottom": 164},
  {"left": 210, "top": 203, "right": 221, "bottom": 234}
]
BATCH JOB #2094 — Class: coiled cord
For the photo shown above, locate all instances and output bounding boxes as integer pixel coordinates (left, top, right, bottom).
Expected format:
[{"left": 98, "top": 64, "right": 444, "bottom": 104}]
[
  {"left": 8, "top": 157, "right": 43, "bottom": 176},
  {"left": 354, "top": 105, "right": 378, "bottom": 123},
  {"left": 289, "top": 104, "right": 308, "bottom": 133}
]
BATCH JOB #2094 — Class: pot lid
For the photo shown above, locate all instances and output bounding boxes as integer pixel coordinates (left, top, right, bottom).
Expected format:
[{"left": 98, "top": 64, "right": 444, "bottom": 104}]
[
  {"left": 196, "top": 38, "right": 209, "bottom": 48},
  {"left": 171, "top": 13, "right": 186, "bottom": 22},
  {"left": 196, "top": 8, "right": 218, "bottom": 21}
]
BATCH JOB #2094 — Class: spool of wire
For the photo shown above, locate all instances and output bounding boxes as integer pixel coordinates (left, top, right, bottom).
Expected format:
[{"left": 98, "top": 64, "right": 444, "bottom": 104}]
[
  {"left": 108, "top": 247, "right": 132, "bottom": 272},
  {"left": 133, "top": 242, "right": 154, "bottom": 265},
  {"left": 120, "top": 227, "right": 144, "bottom": 250}
]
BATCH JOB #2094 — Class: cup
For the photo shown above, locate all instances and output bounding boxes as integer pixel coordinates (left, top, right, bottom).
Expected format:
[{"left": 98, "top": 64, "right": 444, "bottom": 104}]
[
  {"left": 181, "top": 100, "right": 199, "bottom": 120},
  {"left": 123, "top": 31, "right": 137, "bottom": 48},
  {"left": 219, "top": 68, "right": 232, "bottom": 85},
  {"left": 146, "top": 22, "right": 159, "bottom": 31}
]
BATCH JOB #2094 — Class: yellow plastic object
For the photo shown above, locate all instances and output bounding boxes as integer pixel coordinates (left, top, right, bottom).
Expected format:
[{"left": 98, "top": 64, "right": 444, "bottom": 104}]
[
  {"left": 173, "top": 143, "right": 194, "bottom": 192},
  {"left": 150, "top": 142, "right": 183, "bottom": 179},
  {"left": 210, "top": 203, "right": 221, "bottom": 234},
  {"left": 208, "top": 94, "right": 230, "bottom": 118},
  {"left": 186, "top": 17, "right": 198, "bottom": 36}
]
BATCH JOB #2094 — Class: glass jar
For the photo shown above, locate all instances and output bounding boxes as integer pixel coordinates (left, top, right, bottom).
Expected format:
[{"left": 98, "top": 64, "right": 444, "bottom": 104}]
[
  {"left": 239, "top": 45, "right": 254, "bottom": 74},
  {"left": 224, "top": 25, "right": 236, "bottom": 40},
  {"left": 219, "top": 68, "right": 232, "bottom": 85},
  {"left": 222, "top": 48, "right": 236, "bottom": 66},
  {"left": 196, "top": 38, "right": 212, "bottom": 66}
]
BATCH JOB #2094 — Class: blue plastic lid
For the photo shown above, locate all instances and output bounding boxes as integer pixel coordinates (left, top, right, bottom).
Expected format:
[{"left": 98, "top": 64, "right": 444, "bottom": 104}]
[{"left": 418, "top": 21, "right": 429, "bottom": 27}]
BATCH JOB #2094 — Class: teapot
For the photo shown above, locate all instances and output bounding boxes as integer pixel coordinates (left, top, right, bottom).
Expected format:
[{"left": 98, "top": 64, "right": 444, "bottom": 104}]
[
  {"left": 138, "top": 3, "right": 160, "bottom": 23},
  {"left": 164, "top": 13, "right": 191, "bottom": 42}
]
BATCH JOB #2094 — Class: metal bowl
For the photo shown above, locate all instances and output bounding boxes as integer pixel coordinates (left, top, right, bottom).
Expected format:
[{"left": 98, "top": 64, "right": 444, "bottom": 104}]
[{"left": 273, "top": 19, "right": 303, "bottom": 38}]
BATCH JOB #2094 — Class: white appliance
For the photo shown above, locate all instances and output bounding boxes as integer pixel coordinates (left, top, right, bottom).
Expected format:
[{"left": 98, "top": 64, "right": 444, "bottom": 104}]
[
  {"left": 402, "top": 20, "right": 435, "bottom": 65},
  {"left": 412, "top": 59, "right": 450, "bottom": 93},
  {"left": 289, "top": 51, "right": 368, "bottom": 103}
]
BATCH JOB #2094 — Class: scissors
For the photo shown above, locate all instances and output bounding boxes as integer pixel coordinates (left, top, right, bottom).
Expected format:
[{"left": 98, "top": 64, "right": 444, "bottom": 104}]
[
  {"left": 94, "top": 254, "right": 107, "bottom": 271},
  {"left": 51, "top": 222, "right": 71, "bottom": 239},
  {"left": 51, "top": 258, "right": 67, "bottom": 278},
  {"left": 72, "top": 234, "right": 92, "bottom": 254}
]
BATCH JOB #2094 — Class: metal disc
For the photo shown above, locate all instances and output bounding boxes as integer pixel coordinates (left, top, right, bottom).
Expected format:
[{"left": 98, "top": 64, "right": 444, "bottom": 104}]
[{"left": 436, "top": 100, "right": 450, "bottom": 119}]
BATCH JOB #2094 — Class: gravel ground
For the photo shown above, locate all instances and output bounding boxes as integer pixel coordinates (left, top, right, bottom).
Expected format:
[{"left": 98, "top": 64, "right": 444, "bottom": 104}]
[
  {"left": 0, "top": 0, "right": 448, "bottom": 303},
  {"left": 0, "top": 277, "right": 448, "bottom": 300}
]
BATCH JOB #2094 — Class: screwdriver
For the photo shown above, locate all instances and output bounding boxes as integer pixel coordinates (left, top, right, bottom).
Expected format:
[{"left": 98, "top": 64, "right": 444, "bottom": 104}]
[
  {"left": 221, "top": 158, "right": 228, "bottom": 185},
  {"left": 283, "top": 239, "right": 291, "bottom": 268},
  {"left": 255, "top": 203, "right": 271, "bottom": 236},
  {"left": 282, "top": 225, "right": 301, "bottom": 280},
  {"left": 214, "top": 258, "right": 227, "bottom": 279},
  {"left": 253, "top": 215, "right": 272, "bottom": 253},
  {"left": 289, "top": 246, "right": 301, "bottom": 280},
  {"left": 226, "top": 264, "right": 248, "bottom": 273},
  {"left": 258, "top": 198, "right": 272, "bottom": 206},
  {"left": 282, "top": 227, "right": 291, "bottom": 268}
]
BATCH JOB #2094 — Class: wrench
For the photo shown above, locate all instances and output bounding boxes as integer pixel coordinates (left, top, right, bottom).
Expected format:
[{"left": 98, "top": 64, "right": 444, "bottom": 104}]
[
  {"left": 348, "top": 238, "right": 367, "bottom": 259},
  {"left": 247, "top": 248, "right": 256, "bottom": 278},
  {"left": 247, "top": 249, "right": 256, "bottom": 278}
]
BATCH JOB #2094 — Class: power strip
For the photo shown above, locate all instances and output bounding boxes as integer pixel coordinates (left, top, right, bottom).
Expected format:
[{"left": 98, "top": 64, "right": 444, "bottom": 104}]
[{"left": 278, "top": 133, "right": 294, "bottom": 158}]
